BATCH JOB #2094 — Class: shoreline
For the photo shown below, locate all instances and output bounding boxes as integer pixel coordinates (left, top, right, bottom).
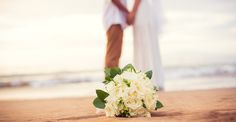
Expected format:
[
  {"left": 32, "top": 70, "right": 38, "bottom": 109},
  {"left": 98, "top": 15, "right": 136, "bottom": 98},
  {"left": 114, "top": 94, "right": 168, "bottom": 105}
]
[
  {"left": 0, "top": 75, "right": 236, "bottom": 101},
  {"left": 0, "top": 88, "right": 235, "bottom": 121}
]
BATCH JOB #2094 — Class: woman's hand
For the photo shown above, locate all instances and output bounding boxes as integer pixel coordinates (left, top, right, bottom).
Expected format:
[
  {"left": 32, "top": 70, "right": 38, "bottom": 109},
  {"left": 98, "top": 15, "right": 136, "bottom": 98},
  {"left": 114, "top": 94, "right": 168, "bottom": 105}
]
[
  {"left": 127, "top": 0, "right": 141, "bottom": 25},
  {"left": 127, "top": 12, "right": 135, "bottom": 25}
]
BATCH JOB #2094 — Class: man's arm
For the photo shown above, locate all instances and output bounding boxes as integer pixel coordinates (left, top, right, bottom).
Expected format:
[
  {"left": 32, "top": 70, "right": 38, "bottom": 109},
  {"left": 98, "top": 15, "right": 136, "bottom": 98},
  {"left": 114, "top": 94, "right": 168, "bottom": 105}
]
[{"left": 112, "top": 0, "right": 129, "bottom": 14}]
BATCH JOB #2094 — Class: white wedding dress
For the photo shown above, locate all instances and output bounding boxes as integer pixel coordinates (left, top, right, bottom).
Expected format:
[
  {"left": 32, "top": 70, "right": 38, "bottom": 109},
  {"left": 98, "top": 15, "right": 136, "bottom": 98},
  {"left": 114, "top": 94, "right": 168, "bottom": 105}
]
[{"left": 133, "top": 0, "right": 165, "bottom": 89}]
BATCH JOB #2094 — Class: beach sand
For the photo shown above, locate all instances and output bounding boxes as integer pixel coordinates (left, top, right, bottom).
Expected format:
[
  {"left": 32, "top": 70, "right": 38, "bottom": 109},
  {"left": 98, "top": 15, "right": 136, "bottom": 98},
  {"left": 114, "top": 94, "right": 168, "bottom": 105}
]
[{"left": 0, "top": 88, "right": 235, "bottom": 122}]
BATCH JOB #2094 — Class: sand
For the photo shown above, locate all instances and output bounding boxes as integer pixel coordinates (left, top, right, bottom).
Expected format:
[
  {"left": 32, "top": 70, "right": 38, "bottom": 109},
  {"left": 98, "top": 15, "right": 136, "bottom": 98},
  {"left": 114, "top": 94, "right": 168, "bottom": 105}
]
[{"left": 0, "top": 88, "right": 236, "bottom": 122}]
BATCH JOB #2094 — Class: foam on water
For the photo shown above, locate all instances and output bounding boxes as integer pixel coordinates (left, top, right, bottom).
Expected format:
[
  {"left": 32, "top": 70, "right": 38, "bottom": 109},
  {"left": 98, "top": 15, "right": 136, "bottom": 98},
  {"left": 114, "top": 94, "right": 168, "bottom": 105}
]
[{"left": 0, "top": 64, "right": 236, "bottom": 87}]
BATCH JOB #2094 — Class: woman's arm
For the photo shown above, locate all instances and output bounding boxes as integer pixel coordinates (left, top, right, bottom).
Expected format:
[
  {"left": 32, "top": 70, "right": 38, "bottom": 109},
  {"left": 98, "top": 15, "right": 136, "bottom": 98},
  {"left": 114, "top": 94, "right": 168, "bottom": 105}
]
[
  {"left": 127, "top": 0, "right": 141, "bottom": 25},
  {"left": 131, "top": 0, "right": 141, "bottom": 16},
  {"left": 112, "top": 0, "right": 129, "bottom": 15}
]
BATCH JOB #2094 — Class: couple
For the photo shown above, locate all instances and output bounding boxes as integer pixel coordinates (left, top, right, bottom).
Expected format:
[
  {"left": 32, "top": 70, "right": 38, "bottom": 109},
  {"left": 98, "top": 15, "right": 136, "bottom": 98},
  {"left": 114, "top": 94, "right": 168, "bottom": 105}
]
[{"left": 103, "top": 0, "right": 165, "bottom": 90}]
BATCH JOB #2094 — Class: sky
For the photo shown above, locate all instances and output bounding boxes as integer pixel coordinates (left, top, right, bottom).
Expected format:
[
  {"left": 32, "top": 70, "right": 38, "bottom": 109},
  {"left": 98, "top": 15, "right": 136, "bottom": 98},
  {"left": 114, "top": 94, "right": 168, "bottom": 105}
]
[{"left": 0, "top": 0, "right": 236, "bottom": 76}]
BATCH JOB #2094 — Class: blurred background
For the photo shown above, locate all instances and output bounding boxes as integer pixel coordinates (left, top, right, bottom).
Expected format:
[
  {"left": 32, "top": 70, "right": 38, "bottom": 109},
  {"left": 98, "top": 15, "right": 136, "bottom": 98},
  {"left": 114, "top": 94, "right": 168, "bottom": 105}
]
[{"left": 0, "top": 0, "right": 236, "bottom": 100}]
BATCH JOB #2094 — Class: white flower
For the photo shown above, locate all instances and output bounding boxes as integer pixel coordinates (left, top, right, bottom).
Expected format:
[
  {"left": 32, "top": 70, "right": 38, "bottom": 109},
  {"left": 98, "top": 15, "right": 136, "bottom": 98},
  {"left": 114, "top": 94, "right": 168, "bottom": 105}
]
[
  {"left": 121, "top": 71, "right": 138, "bottom": 81},
  {"left": 133, "top": 108, "right": 151, "bottom": 117},
  {"left": 104, "top": 96, "right": 119, "bottom": 117},
  {"left": 113, "top": 75, "right": 123, "bottom": 83},
  {"left": 102, "top": 67, "right": 161, "bottom": 117},
  {"left": 143, "top": 94, "right": 157, "bottom": 110},
  {"left": 124, "top": 95, "right": 142, "bottom": 109}
]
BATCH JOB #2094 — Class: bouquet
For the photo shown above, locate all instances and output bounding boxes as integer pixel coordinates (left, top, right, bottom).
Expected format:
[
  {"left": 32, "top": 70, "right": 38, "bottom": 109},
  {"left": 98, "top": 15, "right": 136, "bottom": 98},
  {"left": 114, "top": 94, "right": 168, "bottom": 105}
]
[{"left": 93, "top": 64, "right": 163, "bottom": 117}]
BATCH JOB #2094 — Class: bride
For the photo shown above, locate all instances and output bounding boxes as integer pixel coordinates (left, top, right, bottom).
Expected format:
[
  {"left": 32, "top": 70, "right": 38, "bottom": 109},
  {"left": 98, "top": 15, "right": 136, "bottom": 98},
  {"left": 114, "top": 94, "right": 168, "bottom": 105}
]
[{"left": 127, "top": 0, "right": 165, "bottom": 90}]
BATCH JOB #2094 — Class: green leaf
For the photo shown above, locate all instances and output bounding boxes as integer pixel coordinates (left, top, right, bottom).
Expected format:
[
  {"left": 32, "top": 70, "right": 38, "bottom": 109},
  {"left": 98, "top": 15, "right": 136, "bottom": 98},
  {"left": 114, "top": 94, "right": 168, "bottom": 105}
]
[
  {"left": 103, "top": 76, "right": 113, "bottom": 84},
  {"left": 93, "top": 97, "right": 106, "bottom": 109},
  {"left": 122, "top": 64, "right": 136, "bottom": 72},
  {"left": 103, "top": 80, "right": 110, "bottom": 84},
  {"left": 141, "top": 99, "right": 146, "bottom": 108},
  {"left": 154, "top": 86, "right": 159, "bottom": 91},
  {"left": 104, "top": 67, "right": 121, "bottom": 80},
  {"left": 123, "top": 79, "right": 130, "bottom": 87},
  {"left": 155, "top": 100, "right": 164, "bottom": 110},
  {"left": 110, "top": 67, "right": 121, "bottom": 78},
  {"left": 104, "top": 68, "right": 111, "bottom": 78},
  {"left": 145, "top": 70, "right": 153, "bottom": 79},
  {"left": 105, "top": 77, "right": 112, "bottom": 81},
  {"left": 96, "top": 89, "right": 109, "bottom": 102}
]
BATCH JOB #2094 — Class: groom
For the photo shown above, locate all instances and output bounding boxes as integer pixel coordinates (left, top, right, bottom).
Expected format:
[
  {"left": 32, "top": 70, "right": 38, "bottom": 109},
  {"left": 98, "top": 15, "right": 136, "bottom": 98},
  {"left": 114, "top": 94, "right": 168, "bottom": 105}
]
[{"left": 103, "top": 0, "right": 129, "bottom": 68}]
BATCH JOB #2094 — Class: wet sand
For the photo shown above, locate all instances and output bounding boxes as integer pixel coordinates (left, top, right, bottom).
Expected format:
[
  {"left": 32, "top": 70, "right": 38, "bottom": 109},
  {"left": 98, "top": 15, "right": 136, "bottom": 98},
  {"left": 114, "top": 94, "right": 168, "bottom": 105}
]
[{"left": 0, "top": 88, "right": 235, "bottom": 122}]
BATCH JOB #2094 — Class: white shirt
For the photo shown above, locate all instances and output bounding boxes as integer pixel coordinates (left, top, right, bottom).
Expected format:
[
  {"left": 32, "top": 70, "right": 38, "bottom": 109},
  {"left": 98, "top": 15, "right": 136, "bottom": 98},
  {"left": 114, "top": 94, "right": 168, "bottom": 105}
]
[{"left": 103, "top": 0, "right": 127, "bottom": 31}]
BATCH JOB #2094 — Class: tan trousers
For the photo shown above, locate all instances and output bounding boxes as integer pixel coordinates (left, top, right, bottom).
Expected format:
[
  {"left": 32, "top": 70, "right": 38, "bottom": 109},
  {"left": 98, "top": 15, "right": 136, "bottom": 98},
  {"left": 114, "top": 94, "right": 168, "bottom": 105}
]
[{"left": 105, "top": 24, "right": 123, "bottom": 68}]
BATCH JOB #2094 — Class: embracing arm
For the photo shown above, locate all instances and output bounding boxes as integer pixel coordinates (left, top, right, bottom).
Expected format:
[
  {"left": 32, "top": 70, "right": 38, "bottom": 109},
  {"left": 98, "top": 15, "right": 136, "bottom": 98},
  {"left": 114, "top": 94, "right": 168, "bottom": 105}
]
[
  {"left": 127, "top": 0, "right": 141, "bottom": 25},
  {"left": 112, "top": 0, "right": 129, "bottom": 14},
  {"left": 131, "top": 0, "right": 141, "bottom": 15}
]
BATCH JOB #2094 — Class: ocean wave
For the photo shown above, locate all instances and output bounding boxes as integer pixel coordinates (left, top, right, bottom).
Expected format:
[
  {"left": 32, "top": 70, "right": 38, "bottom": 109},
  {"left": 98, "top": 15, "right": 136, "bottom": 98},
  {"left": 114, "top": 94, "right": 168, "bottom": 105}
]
[
  {"left": 0, "top": 64, "right": 236, "bottom": 87},
  {"left": 165, "top": 64, "right": 236, "bottom": 80}
]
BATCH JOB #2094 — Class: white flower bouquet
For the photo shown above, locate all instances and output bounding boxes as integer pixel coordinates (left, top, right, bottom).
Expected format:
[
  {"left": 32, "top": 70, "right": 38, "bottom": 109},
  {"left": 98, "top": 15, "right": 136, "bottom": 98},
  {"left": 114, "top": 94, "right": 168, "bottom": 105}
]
[{"left": 93, "top": 64, "right": 163, "bottom": 117}]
